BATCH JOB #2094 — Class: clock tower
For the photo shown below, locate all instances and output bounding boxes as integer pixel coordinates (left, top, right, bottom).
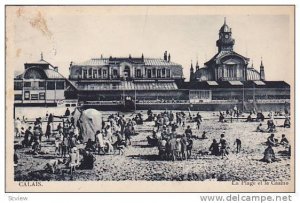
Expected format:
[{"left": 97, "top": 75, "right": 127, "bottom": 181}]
[{"left": 216, "top": 18, "right": 235, "bottom": 52}]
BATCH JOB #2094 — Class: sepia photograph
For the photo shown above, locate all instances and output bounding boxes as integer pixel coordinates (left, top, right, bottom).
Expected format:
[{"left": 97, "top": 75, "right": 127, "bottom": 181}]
[{"left": 5, "top": 5, "right": 294, "bottom": 192}]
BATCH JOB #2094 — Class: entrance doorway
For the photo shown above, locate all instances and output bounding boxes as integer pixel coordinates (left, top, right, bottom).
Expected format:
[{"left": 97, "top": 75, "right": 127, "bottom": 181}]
[
  {"left": 124, "top": 66, "right": 131, "bottom": 78},
  {"left": 147, "top": 69, "right": 152, "bottom": 78}
]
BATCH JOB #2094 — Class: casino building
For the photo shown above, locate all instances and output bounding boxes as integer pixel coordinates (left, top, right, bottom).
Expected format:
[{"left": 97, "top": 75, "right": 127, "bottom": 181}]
[
  {"left": 67, "top": 51, "right": 186, "bottom": 109},
  {"left": 190, "top": 18, "right": 264, "bottom": 82},
  {"left": 14, "top": 19, "right": 290, "bottom": 111}
]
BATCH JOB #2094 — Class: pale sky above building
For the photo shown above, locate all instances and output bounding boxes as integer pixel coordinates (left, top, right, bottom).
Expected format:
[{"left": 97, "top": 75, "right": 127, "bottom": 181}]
[{"left": 7, "top": 6, "right": 294, "bottom": 83}]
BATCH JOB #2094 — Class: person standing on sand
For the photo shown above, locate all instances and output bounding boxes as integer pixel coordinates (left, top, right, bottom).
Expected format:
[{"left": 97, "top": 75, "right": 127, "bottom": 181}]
[
  {"left": 180, "top": 134, "right": 188, "bottom": 160},
  {"left": 233, "top": 105, "right": 238, "bottom": 117},
  {"left": 65, "top": 108, "right": 70, "bottom": 117},
  {"left": 45, "top": 123, "right": 51, "bottom": 140},
  {"left": 234, "top": 138, "right": 242, "bottom": 153},
  {"left": 219, "top": 134, "right": 228, "bottom": 159},
  {"left": 124, "top": 125, "right": 132, "bottom": 146},
  {"left": 185, "top": 126, "right": 192, "bottom": 138},
  {"left": 196, "top": 117, "right": 201, "bottom": 130},
  {"left": 14, "top": 118, "right": 21, "bottom": 137}
]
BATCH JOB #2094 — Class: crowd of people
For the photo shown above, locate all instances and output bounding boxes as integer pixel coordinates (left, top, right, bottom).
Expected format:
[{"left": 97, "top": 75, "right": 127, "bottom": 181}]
[{"left": 14, "top": 106, "right": 291, "bottom": 176}]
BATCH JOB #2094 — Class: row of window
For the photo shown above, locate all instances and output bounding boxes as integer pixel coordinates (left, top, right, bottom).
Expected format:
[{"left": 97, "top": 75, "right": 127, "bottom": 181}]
[
  {"left": 77, "top": 67, "right": 172, "bottom": 79},
  {"left": 15, "top": 92, "right": 45, "bottom": 101},
  {"left": 218, "top": 65, "right": 242, "bottom": 78},
  {"left": 14, "top": 81, "right": 65, "bottom": 90}
]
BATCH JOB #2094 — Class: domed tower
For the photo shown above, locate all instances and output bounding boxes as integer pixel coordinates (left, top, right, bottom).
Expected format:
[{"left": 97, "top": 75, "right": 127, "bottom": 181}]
[{"left": 216, "top": 17, "right": 235, "bottom": 52}]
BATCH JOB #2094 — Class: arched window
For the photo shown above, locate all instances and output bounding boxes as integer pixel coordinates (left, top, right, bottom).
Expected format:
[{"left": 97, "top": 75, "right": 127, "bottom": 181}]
[
  {"left": 124, "top": 66, "right": 131, "bottom": 78},
  {"left": 88, "top": 68, "right": 93, "bottom": 79},
  {"left": 24, "top": 67, "right": 46, "bottom": 79},
  {"left": 98, "top": 68, "right": 102, "bottom": 78}
]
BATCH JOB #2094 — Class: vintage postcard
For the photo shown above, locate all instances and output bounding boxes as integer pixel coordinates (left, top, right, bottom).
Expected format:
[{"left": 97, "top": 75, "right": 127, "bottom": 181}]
[{"left": 5, "top": 5, "right": 295, "bottom": 192}]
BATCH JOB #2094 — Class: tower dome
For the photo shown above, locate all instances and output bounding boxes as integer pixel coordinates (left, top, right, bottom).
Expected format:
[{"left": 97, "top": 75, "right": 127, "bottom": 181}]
[{"left": 219, "top": 18, "right": 231, "bottom": 33}]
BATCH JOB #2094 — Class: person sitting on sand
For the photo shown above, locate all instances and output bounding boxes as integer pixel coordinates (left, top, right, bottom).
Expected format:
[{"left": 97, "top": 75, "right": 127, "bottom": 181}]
[
  {"left": 267, "top": 120, "right": 276, "bottom": 133},
  {"left": 246, "top": 114, "right": 253, "bottom": 122},
  {"left": 280, "top": 134, "right": 289, "bottom": 146},
  {"left": 22, "top": 126, "right": 32, "bottom": 147},
  {"left": 209, "top": 139, "right": 220, "bottom": 156},
  {"left": 80, "top": 150, "right": 96, "bottom": 169},
  {"left": 113, "top": 131, "right": 126, "bottom": 155},
  {"left": 261, "top": 145, "right": 279, "bottom": 163},
  {"left": 256, "top": 112, "right": 265, "bottom": 122},
  {"left": 266, "top": 134, "right": 277, "bottom": 147},
  {"left": 256, "top": 123, "right": 266, "bottom": 132},
  {"left": 284, "top": 117, "right": 291, "bottom": 128},
  {"left": 32, "top": 139, "right": 41, "bottom": 155},
  {"left": 201, "top": 131, "right": 208, "bottom": 139},
  {"left": 85, "top": 138, "right": 95, "bottom": 152},
  {"left": 45, "top": 159, "right": 64, "bottom": 174}
]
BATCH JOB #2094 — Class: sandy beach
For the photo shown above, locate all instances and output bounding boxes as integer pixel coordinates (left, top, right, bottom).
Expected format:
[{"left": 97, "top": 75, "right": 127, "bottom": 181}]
[{"left": 14, "top": 109, "right": 291, "bottom": 181}]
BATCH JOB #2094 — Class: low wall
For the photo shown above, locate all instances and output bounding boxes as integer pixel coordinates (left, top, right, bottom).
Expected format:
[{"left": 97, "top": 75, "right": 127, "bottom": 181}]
[{"left": 81, "top": 102, "right": 290, "bottom": 112}]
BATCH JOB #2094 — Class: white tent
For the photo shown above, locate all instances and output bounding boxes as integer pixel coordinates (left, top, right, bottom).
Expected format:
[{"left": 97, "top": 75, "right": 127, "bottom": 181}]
[{"left": 74, "top": 108, "right": 102, "bottom": 142}]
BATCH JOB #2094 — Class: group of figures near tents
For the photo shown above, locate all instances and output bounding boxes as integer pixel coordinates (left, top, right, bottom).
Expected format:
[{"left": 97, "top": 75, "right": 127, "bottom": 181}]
[{"left": 13, "top": 106, "right": 291, "bottom": 180}]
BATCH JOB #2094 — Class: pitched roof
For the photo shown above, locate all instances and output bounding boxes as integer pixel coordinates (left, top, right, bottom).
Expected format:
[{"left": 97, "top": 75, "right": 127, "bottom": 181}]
[
  {"left": 75, "top": 81, "right": 178, "bottom": 91},
  {"left": 72, "top": 57, "right": 181, "bottom": 67},
  {"left": 44, "top": 69, "right": 65, "bottom": 79},
  {"left": 144, "top": 58, "right": 180, "bottom": 66},
  {"left": 247, "top": 68, "right": 261, "bottom": 81},
  {"left": 204, "top": 50, "right": 249, "bottom": 66}
]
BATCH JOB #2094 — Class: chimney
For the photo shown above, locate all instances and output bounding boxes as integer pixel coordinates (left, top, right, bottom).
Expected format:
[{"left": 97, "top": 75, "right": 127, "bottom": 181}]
[
  {"left": 168, "top": 53, "right": 171, "bottom": 62},
  {"left": 164, "top": 51, "right": 168, "bottom": 61},
  {"left": 141, "top": 53, "right": 144, "bottom": 60}
]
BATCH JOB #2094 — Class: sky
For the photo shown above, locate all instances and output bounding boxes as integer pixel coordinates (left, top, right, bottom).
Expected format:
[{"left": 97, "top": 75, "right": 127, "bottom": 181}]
[{"left": 6, "top": 6, "right": 294, "bottom": 82}]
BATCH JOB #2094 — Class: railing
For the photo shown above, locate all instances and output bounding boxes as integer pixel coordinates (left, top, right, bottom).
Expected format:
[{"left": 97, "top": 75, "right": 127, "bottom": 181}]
[
  {"left": 255, "top": 99, "right": 290, "bottom": 103},
  {"left": 84, "top": 101, "right": 123, "bottom": 105}
]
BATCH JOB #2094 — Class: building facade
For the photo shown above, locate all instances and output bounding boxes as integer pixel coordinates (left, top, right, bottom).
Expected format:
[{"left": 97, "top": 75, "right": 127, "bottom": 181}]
[
  {"left": 14, "top": 54, "right": 72, "bottom": 106},
  {"left": 191, "top": 18, "right": 264, "bottom": 82},
  {"left": 68, "top": 51, "right": 184, "bottom": 105}
]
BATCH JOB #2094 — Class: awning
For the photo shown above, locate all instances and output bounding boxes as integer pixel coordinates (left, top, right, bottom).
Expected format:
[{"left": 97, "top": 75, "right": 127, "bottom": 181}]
[
  {"left": 253, "top": 80, "right": 266, "bottom": 86},
  {"left": 207, "top": 81, "right": 218, "bottom": 86},
  {"left": 228, "top": 81, "right": 243, "bottom": 85},
  {"left": 76, "top": 81, "right": 178, "bottom": 91}
]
